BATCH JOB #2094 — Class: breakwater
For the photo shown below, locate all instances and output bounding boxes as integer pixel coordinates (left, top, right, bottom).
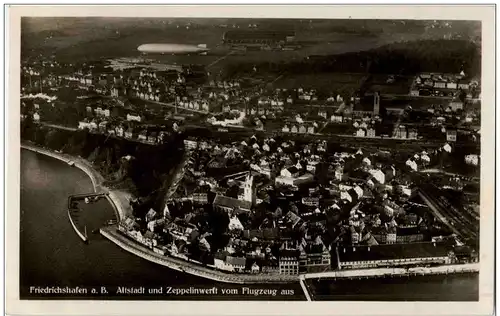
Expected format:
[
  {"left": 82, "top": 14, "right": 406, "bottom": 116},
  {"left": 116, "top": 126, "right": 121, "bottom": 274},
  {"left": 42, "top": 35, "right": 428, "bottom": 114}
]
[{"left": 67, "top": 208, "right": 88, "bottom": 243}]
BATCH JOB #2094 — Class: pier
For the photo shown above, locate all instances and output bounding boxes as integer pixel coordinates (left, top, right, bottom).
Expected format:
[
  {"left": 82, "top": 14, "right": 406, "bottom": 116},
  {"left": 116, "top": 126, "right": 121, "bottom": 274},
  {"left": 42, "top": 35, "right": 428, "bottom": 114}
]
[
  {"left": 67, "top": 208, "right": 88, "bottom": 243},
  {"left": 299, "top": 275, "right": 312, "bottom": 301}
]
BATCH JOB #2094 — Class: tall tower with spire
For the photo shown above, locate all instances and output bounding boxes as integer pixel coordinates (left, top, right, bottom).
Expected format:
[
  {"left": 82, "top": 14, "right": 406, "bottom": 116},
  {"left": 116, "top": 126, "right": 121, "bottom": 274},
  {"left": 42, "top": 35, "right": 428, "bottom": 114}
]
[
  {"left": 243, "top": 173, "right": 256, "bottom": 205},
  {"left": 373, "top": 91, "right": 380, "bottom": 116}
]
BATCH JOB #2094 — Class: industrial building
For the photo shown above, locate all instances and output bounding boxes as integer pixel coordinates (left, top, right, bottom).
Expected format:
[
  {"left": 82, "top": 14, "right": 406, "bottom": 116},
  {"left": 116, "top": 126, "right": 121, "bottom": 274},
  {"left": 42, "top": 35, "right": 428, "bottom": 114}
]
[{"left": 222, "top": 30, "right": 296, "bottom": 50}]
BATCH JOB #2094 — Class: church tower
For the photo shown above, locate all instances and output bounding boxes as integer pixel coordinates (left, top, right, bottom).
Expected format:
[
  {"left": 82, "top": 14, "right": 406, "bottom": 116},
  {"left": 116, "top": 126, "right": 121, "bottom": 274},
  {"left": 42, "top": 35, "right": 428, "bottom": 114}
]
[
  {"left": 373, "top": 92, "right": 380, "bottom": 116},
  {"left": 243, "top": 173, "right": 256, "bottom": 205}
]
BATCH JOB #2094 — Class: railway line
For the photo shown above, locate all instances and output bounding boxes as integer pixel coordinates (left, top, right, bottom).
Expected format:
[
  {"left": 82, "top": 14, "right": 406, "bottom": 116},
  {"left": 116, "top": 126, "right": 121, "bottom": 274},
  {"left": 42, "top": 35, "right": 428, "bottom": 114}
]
[{"left": 418, "top": 184, "right": 478, "bottom": 242}]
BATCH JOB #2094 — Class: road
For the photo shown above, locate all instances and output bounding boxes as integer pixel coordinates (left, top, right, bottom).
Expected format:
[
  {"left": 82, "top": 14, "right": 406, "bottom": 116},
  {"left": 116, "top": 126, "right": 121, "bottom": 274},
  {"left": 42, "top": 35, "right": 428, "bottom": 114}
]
[
  {"left": 41, "top": 122, "right": 78, "bottom": 131},
  {"left": 163, "top": 150, "right": 191, "bottom": 205},
  {"left": 144, "top": 99, "right": 209, "bottom": 114}
]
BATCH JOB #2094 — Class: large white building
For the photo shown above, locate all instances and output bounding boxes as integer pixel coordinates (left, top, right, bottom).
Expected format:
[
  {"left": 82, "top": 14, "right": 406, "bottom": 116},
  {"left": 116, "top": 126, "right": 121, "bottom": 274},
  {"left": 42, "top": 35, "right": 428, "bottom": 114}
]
[{"left": 336, "top": 242, "right": 452, "bottom": 270}]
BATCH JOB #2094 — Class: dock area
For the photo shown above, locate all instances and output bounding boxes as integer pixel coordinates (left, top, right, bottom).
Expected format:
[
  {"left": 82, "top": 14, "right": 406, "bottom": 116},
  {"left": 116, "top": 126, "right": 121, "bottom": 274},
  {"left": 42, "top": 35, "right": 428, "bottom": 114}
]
[
  {"left": 67, "top": 193, "right": 109, "bottom": 243},
  {"left": 303, "top": 264, "right": 479, "bottom": 280}
]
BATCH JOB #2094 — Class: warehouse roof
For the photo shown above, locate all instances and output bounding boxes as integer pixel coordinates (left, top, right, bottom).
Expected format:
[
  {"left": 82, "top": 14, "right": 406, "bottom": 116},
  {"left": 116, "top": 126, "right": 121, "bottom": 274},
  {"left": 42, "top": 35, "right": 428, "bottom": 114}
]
[
  {"left": 223, "top": 30, "right": 295, "bottom": 41},
  {"left": 338, "top": 242, "right": 450, "bottom": 262}
]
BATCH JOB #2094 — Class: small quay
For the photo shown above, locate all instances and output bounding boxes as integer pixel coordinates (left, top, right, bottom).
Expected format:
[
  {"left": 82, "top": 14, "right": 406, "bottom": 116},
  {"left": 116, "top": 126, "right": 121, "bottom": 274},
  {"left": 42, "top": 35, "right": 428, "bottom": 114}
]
[{"left": 67, "top": 193, "right": 109, "bottom": 243}]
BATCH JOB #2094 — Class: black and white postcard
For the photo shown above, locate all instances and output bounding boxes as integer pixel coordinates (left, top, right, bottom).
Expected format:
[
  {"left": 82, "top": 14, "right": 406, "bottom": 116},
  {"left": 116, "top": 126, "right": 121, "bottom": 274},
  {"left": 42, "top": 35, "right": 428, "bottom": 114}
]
[{"left": 5, "top": 4, "right": 495, "bottom": 316}]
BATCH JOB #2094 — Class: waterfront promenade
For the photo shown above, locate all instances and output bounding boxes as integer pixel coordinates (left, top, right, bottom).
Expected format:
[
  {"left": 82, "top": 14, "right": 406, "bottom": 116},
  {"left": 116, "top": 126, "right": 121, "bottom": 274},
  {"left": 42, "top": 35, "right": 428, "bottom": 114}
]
[
  {"left": 100, "top": 225, "right": 299, "bottom": 284},
  {"left": 303, "top": 264, "right": 479, "bottom": 280}
]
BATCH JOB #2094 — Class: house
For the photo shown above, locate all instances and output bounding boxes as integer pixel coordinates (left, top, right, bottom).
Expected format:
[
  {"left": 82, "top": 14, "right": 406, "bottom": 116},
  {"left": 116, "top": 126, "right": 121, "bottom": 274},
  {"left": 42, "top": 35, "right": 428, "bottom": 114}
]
[
  {"left": 290, "top": 125, "right": 298, "bottom": 133},
  {"left": 124, "top": 128, "right": 134, "bottom": 139},
  {"left": 228, "top": 215, "right": 244, "bottom": 231},
  {"left": 98, "top": 121, "right": 108, "bottom": 133},
  {"left": 127, "top": 114, "right": 142, "bottom": 122},
  {"left": 298, "top": 125, "right": 307, "bottom": 134},
  {"left": 464, "top": 154, "right": 479, "bottom": 166},
  {"left": 302, "top": 197, "right": 320, "bottom": 207},
  {"left": 449, "top": 100, "right": 464, "bottom": 111},
  {"left": 166, "top": 218, "right": 198, "bottom": 242},
  {"left": 433, "top": 80, "right": 447, "bottom": 89},
  {"left": 300, "top": 238, "right": 331, "bottom": 272},
  {"left": 285, "top": 211, "right": 304, "bottom": 229},
  {"left": 458, "top": 80, "right": 470, "bottom": 90},
  {"left": 395, "top": 125, "right": 407, "bottom": 139},
  {"left": 410, "top": 88, "right": 419, "bottom": 96},
  {"left": 334, "top": 165, "right": 343, "bottom": 181},
  {"left": 138, "top": 130, "right": 148, "bottom": 142},
  {"left": 367, "top": 128, "right": 376, "bottom": 138},
  {"left": 275, "top": 173, "right": 314, "bottom": 187},
  {"left": 280, "top": 166, "right": 300, "bottom": 178},
  {"left": 115, "top": 125, "right": 124, "bottom": 137},
  {"left": 147, "top": 132, "right": 157, "bottom": 144},
  {"left": 243, "top": 228, "right": 279, "bottom": 241},
  {"left": 78, "top": 121, "right": 90, "bottom": 130},
  {"left": 227, "top": 256, "right": 246, "bottom": 272},
  {"left": 356, "top": 129, "right": 366, "bottom": 137},
  {"left": 307, "top": 126, "right": 315, "bottom": 134},
  {"left": 251, "top": 262, "right": 260, "bottom": 273},
  {"left": 446, "top": 82, "right": 458, "bottom": 89},
  {"left": 318, "top": 110, "right": 328, "bottom": 119},
  {"left": 89, "top": 121, "right": 98, "bottom": 131},
  {"left": 279, "top": 249, "right": 300, "bottom": 275},
  {"left": 407, "top": 129, "right": 418, "bottom": 140},
  {"left": 214, "top": 251, "right": 231, "bottom": 271},
  {"left": 32, "top": 112, "right": 40, "bottom": 122},
  {"left": 396, "top": 227, "right": 424, "bottom": 243},
  {"left": 213, "top": 194, "right": 252, "bottom": 213},
  {"left": 190, "top": 193, "right": 209, "bottom": 204},
  {"left": 446, "top": 130, "right": 457, "bottom": 142},
  {"left": 336, "top": 242, "right": 452, "bottom": 270}
]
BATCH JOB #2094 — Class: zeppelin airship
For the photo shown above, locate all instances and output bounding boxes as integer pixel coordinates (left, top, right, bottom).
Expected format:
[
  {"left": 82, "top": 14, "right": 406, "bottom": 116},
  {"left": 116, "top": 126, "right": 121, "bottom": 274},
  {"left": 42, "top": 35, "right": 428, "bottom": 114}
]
[{"left": 137, "top": 43, "right": 209, "bottom": 55}]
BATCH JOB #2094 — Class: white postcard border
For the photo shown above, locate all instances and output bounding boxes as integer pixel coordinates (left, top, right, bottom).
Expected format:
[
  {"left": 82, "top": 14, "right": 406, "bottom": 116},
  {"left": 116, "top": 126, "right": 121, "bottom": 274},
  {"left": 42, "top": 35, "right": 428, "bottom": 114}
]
[{"left": 6, "top": 4, "right": 495, "bottom": 316}]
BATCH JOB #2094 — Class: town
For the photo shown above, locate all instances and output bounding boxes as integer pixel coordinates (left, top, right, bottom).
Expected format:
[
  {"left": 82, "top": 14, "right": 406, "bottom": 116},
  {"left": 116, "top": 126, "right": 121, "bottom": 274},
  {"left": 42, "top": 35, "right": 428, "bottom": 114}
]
[{"left": 20, "top": 24, "right": 481, "bottom": 279}]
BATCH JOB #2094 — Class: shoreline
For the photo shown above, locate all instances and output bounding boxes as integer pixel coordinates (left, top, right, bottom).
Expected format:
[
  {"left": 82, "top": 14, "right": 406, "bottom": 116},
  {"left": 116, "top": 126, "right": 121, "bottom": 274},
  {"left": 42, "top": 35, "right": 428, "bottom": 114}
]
[
  {"left": 21, "top": 143, "right": 480, "bottom": 286},
  {"left": 100, "top": 226, "right": 299, "bottom": 284},
  {"left": 21, "top": 142, "right": 132, "bottom": 221}
]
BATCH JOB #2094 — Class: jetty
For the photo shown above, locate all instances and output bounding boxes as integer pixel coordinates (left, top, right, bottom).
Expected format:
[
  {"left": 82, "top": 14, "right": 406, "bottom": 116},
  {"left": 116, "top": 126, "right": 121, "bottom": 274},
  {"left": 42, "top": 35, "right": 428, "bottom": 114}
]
[{"left": 67, "top": 208, "right": 88, "bottom": 244}]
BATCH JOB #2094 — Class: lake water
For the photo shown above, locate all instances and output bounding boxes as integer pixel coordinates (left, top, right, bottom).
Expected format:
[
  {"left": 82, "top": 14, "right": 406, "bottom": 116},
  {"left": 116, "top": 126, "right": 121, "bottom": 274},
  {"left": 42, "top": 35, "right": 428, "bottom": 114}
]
[{"left": 20, "top": 149, "right": 478, "bottom": 301}]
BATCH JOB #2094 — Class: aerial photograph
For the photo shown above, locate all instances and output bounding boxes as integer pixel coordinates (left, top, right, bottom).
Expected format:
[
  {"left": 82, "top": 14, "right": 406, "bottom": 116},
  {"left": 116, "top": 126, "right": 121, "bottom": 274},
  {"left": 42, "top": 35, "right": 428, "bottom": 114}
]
[{"left": 20, "top": 16, "right": 481, "bottom": 301}]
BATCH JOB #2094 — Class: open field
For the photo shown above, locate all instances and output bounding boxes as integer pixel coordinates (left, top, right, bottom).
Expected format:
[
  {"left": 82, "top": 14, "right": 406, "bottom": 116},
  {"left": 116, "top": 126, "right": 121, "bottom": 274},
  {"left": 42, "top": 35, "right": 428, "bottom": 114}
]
[
  {"left": 272, "top": 72, "right": 367, "bottom": 90},
  {"left": 22, "top": 18, "right": 481, "bottom": 76}
]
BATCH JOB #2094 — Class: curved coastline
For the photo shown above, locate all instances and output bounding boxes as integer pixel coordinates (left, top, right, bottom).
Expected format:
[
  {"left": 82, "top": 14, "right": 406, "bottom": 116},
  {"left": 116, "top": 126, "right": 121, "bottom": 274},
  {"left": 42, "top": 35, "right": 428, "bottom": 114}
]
[
  {"left": 21, "top": 143, "right": 480, "bottom": 286},
  {"left": 21, "top": 142, "right": 301, "bottom": 284},
  {"left": 21, "top": 143, "right": 130, "bottom": 221}
]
